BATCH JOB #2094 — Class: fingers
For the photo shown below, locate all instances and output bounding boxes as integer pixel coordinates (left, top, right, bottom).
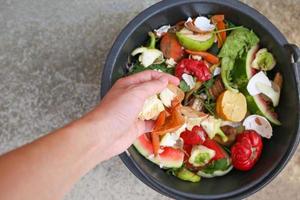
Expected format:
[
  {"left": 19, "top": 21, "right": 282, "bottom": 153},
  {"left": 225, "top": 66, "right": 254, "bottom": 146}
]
[
  {"left": 116, "top": 70, "right": 179, "bottom": 88},
  {"left": 131, "top": 77, "right": 168, "bottom": 99}
]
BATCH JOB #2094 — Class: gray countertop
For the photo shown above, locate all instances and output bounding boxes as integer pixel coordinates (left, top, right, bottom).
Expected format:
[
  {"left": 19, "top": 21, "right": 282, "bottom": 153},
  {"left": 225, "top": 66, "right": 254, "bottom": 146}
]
[{"left": 0, "top": 0, "right": 299, "bottom": 199}]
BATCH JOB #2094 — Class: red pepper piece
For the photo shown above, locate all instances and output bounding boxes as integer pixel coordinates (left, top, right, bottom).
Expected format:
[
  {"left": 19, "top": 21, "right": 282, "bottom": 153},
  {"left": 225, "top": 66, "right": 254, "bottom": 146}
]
[
  {"left": 203, "top": 139, "right": 228, "bottom": 161},
  {"left": 231, "top": 130, "right": 263, "bottom": 171},
  {"left": 180, "top": 126, "right": 207, "bottom": 145},
  {"left": 183, "top": 144, "right": 193, "bottom": 163},
  {"left": 180, "top": 129, "right": 202, "bottom": 145},
  {"left": 191, "top": 126, "right": 208, "bottom": 142},
  {"left": 175, "top": 58, "right": 211, "bottom": 82}
]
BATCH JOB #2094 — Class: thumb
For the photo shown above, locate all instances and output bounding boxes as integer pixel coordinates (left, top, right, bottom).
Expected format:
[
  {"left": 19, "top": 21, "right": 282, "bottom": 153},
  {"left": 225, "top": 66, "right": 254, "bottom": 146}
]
[{"left": 134, "top": 120, "right": 155, "bottom": 137}]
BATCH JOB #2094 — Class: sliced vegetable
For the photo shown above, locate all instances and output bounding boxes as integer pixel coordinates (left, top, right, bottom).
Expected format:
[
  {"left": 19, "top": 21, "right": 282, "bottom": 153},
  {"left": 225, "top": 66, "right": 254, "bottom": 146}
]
[
  {"left": 184, "top": 81, "right": 202, "bottom": 104},
  {"left": 247, "top": 71, "right": 272, "bottom": 96},
  {"left": 200, "top": 116, "right": 228, "bottom": 142},
  {"left": 203, "top": 139, "right": 229, "bottom": 161},
  {"left": 160, "top": 88, "right": 176, "bottom": 107},
  {"left": 231, "top": 130, "right": 263, "bottom": 171},
  {"left": 197, "top": 158, "right": 232, "bottom": 178},
  {"left": 251, "top": 48, "right": 276, "bottom": 71},
  {"left": 176, "top": 28, "right": 215, "bottom": 51},
  {"left": 129, "top": 63, "right": 174, "bottom": 75},
  {"left": 160, "top": 33, "right": 184, "bottom": 61},
  {"left": 176, "top": 167, "right": 201, "bottom": 182},
  {"left": 189, "top": 145, "right": 215, "bottom": 167},
  {"left": 186, "top": 117, "right": 206, "bottom": 131},
  {"left": 165, "top": 58, "right": 177, "bottom": 68},
  {"left": 153, "top": 104, "right": 185, "bottom": 136},
  {"left": 181, "top": 106, "right": 207, "bottom": 117},
  {"left": 180, "top": 126, "right": 207, "bottom": 145},
  {"left": 216, "top": 90, "right": 247, "bottom": 122},
  {"left": 179, "top": 80, "right": 190, "bottom": 92},
  {"left": 243, "top": 115, "right": 273, "bottom": 139},
  {"left": 231, "top": 47, "right": 281, "bottom": 125},
  {"left": 151, "top": 132, "right": 160, "bottom": 156},
  {"left": 154, "top": 111, "right": 166, "bottom": 128},
  {"left": 175, "top": 58, "right": 211, "bottom": 82},
  {"left": 131, "top": 32, "right": 164, "bottom": 67},
  {"left": 182, "top": 73, "right": 196, "bottom": 90},
  {"left": 131, "top": 47, "right": 164, "bottom": 67},
  {"left": 138, "top": 95, "right": 164, "bottom": 120},
  {"left": 256, "top": 82, "right": 280, "bottom": 107},
  {"left": 247, "top": 94, "right": 281, "bottom": 125},
  {"left": 211, "top": 15, "right": 224, "bottom": 22},
  {"left": 211, "top": 15, "right": 226, "bottom": 48},
  {"left": 219, "top": 27, "right": 259, "bottom": 91},
  {"left": 166, "top": 84, "right": 185, "bottom": 104},
  {"left": 231, "top": 44, "right": 259, "bottom": 88},
  {"left": 185, "top": 49, "right": 220, "bottom": 64},
  {"left": 214, "top": 125, "right": 239, "bottom": 146},
  {"left": 246, "top": 71, "right": 280, "bottom": 107}
]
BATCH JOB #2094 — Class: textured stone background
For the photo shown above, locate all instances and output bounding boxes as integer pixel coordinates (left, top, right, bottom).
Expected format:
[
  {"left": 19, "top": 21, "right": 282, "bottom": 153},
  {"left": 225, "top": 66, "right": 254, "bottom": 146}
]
[{"left": 0, "top": 0, "right": 299, "bottom": 199}]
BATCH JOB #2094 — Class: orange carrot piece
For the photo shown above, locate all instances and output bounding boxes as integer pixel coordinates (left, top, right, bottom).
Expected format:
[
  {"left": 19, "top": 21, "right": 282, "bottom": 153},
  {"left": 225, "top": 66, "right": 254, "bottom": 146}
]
[
  {"left": 185, "top": 49, "right": 220, "bottom": 64},
  {"left": 211, "top": 15, "right": 225, "bottom": 22},
  {"left": 153, "top": 104, "right": 185, "bottom": 136},
  {"left": 217, "top": 21, "right": 227, "bottom": 44},
  {"left": 154, "top": 111, "right": 166, "bottom": 130},
  {"left": 151, "top": 132, "right": 160, "bottom": 156},
  {"left": 211, "top": 15, "right": 227, "bottom": 48}
]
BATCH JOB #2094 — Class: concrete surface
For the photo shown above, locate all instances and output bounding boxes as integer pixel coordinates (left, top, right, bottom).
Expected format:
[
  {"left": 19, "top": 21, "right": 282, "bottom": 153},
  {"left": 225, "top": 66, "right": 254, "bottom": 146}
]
[{"left": 0, "top": 0, "right": 299, "bottom": 199}]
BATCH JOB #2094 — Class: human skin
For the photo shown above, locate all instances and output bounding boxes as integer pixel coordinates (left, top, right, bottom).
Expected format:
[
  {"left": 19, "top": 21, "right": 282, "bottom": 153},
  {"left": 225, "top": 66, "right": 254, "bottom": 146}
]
[{"left": 0, "top": 70, "right": 179, "bottom": 200}]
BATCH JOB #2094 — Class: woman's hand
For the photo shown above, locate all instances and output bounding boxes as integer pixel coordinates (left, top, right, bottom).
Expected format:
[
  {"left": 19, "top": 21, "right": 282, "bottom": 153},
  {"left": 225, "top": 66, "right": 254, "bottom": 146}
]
[
  {"left": 0, "top": 70, "right": 179, "bottom": 200},
  {"left": 85, "top": 70, "right": 179, "bottom": 161}
]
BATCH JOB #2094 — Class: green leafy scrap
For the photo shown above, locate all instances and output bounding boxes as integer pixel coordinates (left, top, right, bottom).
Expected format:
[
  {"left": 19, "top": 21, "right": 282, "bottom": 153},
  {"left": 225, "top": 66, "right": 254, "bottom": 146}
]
[
  {"left": 179, "top": 80, "right": 190, "bottom": 92},
  {"left": 201, "top": 158, "right": 230, "bottom": 174},
  {"left": 129, "top": 63, "right": 174, "bottom": 75}
]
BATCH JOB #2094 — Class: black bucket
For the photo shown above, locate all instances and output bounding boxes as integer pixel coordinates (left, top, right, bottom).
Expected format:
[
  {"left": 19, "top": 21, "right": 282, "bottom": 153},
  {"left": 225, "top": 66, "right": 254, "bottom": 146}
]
[{"left": 101, "top": 0, "right": 300, "bottom": 199}]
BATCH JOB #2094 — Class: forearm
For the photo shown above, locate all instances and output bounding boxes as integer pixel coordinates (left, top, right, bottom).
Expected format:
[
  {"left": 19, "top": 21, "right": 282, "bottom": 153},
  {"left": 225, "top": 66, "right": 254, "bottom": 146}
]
[
  {"left": 0, "top": 114, "right": 104, "bottom": 200},
  {"left": 0, "top": 71, "right": 177, "bottom": 200}
]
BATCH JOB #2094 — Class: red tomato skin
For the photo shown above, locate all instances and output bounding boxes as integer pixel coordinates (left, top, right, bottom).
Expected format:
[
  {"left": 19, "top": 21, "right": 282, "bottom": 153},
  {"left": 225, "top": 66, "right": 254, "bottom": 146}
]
[
  {"left": 203, "top": 139, "right": 228, "bottom": 161},
  {"left": 180, "top": 126, "right": 207, "bottom": 145},
  {"left": 175, "top": 59, "right": 211, "bottom": 81},
  {"left": 231, "top": 130, "right": 263, "bottom": 171}
]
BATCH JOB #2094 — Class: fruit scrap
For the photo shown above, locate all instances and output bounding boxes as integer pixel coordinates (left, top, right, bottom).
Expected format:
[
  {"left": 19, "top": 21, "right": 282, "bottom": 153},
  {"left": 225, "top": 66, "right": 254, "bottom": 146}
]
[{"left": 216, "top": 90, "right": 247, "bottom": 122}]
